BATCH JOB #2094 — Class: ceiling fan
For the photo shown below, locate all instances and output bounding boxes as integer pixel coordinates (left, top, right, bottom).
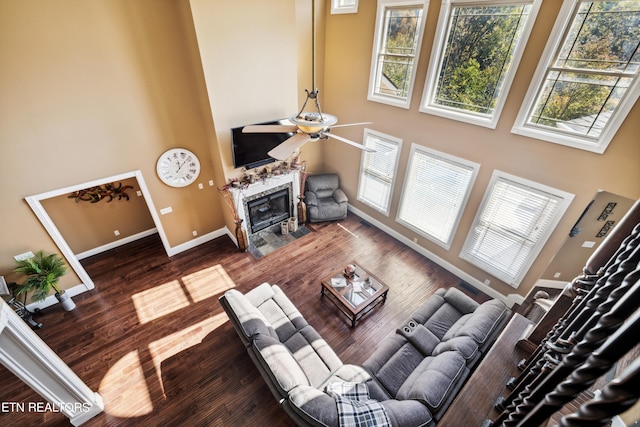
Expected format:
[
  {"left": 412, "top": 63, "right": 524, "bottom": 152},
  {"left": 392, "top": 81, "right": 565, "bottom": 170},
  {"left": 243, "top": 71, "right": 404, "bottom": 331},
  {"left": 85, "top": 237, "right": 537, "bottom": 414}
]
[
  {"left": 242, "top": 88, "right": 374, "bottom": 160},
  {"left": 241, "top": 0, "right": 373, "bottom": 161}
]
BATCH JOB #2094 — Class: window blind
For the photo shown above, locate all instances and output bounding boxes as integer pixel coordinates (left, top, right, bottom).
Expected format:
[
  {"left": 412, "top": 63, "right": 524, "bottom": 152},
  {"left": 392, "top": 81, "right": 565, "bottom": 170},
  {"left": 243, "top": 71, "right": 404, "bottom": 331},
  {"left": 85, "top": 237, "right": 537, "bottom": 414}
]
[
  {"left": 397, "top": 147, "right": 476, "bottom": 248},
  {"left": 463, "top": 176, "right": 562, "bottom": 286},
  {"left": 357, "top": 132, "right": 401, "bottom": 215}
]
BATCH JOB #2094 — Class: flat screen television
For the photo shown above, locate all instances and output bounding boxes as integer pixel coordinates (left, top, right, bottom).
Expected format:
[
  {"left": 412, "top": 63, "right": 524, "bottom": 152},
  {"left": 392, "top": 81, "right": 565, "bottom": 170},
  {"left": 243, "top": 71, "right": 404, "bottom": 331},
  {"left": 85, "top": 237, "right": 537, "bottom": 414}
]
[{"left": 231, "top": 119, "right": 295, "bottom": 169}]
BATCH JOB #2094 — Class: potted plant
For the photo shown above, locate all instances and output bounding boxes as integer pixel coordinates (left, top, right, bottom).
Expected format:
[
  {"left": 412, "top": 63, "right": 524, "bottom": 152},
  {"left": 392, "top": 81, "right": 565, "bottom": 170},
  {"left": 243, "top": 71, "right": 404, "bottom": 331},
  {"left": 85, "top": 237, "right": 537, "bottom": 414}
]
[{"left": 14, "top": 250, "right": 76, "bottom": 311}]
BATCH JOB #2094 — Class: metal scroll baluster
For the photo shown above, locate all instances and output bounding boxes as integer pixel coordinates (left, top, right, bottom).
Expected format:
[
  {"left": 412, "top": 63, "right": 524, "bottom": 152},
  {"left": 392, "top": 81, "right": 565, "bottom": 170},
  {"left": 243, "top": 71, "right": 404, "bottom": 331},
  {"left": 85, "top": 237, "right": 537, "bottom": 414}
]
[
  {"left": 517, "top": 287, "right": 640, "bottom": 427},
  {"left": 490, "top": 228, "right": 640, "bottom": 426},
  {"left": 556, "top": 356, "right": 640, "bottom": 427}
]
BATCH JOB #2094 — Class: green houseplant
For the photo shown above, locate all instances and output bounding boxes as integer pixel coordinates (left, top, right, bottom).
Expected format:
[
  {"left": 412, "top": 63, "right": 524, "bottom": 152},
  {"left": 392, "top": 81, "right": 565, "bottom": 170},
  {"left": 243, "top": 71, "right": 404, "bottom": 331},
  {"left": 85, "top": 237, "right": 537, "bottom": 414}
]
[{"left": 14, "top": 250, "right": 76, "bottom": 311}]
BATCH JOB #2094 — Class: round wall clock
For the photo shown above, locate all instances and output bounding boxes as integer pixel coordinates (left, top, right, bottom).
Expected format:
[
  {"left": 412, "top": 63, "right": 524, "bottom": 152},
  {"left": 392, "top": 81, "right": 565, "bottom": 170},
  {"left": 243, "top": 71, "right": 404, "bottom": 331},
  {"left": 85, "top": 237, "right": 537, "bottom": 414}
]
[{"left": 156, "top": 148, "right": 201, "bottom": 187}]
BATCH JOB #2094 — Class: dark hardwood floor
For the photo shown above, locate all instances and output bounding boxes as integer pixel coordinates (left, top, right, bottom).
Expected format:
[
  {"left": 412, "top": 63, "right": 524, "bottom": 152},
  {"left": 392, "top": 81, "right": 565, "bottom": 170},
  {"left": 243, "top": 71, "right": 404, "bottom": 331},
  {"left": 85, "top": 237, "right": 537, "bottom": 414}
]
[{"left": 0, "top": 212, "right": 492, "bottom": 427}]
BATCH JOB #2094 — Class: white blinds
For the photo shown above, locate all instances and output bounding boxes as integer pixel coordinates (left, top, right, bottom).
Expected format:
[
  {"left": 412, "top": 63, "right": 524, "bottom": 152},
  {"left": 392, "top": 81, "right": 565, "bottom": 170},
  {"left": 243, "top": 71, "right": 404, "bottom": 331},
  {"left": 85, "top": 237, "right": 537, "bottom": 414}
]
[
  {"left": 397, "top": 147, "right": 476, "bottom": 248},
  {"left": 357, "top": 132, "right": 401, "bottom": 215},
  {"left": 463, "top": 175, "right": 562, "bottom": 286}
]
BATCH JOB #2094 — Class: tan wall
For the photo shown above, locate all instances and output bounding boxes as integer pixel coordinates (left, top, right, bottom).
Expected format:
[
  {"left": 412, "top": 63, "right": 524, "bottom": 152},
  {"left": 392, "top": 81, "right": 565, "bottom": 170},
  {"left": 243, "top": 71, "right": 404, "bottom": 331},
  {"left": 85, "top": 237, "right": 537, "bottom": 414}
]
[
  {"left": 1, "top": 0, "right": 637, "bottom": 301},
  {"left": 321, "top": 0, "right": 640, "bottom": 298},
  {"left": 541, "top": 192, "right": 635, "bottom": 282},
  {"left": 189, "top": 0, "right": 324, "bottom": 230},
  {"left": 0, "top": 0, "right": 224, "bottom": 289},
  {"left": 40, "top": 177, "right": 156, "bottom": 255}
]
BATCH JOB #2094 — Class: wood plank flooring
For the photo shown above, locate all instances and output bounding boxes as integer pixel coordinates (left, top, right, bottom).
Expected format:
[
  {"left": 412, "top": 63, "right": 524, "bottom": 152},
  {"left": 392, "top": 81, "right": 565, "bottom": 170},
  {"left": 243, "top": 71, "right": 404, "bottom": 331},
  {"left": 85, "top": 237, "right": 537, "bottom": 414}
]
[{"left": 0, "top": 213, "right": 492, "bottom": 427}]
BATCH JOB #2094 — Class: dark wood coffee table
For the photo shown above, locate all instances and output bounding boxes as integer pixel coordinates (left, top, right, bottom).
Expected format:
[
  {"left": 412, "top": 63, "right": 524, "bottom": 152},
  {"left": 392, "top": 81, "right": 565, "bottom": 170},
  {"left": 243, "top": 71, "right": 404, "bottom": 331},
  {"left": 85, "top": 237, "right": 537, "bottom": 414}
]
[{"left": 320, "top": 262, "right": 389, "bottom": 327}]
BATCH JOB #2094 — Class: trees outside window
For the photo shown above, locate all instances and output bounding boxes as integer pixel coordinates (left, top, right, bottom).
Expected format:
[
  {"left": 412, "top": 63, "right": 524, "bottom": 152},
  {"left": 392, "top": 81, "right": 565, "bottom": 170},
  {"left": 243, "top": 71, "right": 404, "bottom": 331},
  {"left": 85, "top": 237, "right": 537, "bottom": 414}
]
[
  {"left": 513, "top": 0, "right": 640, "bottom": 153},
  {"left": 368, "top": 0, "right": 429, "bottom": 108},
  {"left": 421, "top": 0, "right": 541, "bottom": 128}
]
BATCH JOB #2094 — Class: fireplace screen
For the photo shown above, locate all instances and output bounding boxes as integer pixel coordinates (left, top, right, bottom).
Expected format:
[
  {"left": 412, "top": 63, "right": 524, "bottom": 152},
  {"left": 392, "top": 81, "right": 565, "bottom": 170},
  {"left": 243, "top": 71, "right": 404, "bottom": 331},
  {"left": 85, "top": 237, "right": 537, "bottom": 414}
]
[{"left": 247, "top": 189, "right": 290, "bottom": 234}]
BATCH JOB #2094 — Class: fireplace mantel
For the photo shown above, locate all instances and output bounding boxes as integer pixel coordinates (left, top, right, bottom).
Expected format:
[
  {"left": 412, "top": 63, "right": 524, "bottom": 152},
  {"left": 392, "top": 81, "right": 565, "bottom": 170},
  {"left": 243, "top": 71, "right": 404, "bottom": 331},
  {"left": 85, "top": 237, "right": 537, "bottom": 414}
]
[{"left": 229, "top": 171, "right": 301, "bottom": 235}]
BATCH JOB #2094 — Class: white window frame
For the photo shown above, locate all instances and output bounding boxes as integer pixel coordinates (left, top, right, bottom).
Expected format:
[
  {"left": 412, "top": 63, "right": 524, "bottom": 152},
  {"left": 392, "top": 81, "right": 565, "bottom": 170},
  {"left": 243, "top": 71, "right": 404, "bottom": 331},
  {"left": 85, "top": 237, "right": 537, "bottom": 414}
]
[
  {"left": 332, "top": 0, "right": 359, "bottom": 14},
  {"left": 396, "top": 144, "right": 480, "bottom": 249},
  {"left": 460, "top": 170, "right": 574, "bottom": 287},
  {"left": 512, "top": 0, "right": 640, "bottom": 154},
  {"left": 420, "top": 0, "right": 541, "bottom": 128},
  {"left": 357, "top": 129, "right": 403, "bottom": 216},
  {"left": 368, "top": 0, "right": 429, "bottom": 109}
]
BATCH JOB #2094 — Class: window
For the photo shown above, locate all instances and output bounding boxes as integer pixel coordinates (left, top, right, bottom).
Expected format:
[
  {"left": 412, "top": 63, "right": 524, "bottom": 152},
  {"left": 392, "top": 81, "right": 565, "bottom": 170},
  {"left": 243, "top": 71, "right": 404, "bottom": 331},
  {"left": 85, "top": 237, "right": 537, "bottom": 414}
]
[
  {"left": 513, "top": 0, "right": 640, "bottom": 153},
  {"left": 460, "top": 171, "right": 574, "bottom": 287},
  {"left": 368, "top": 0, "right": 429, "bottom": 108},
  {"left": 357, "top": 129, "right": 402, "bottom": 215},
  {"left": 421, "top": 0, "right": 541, "bottom": 128},
  {"left": 332, "top": 0, "right": 358, "bottom": 14},
  {"left": 397, "top": 144, "right": 479, "bottom": 249}
]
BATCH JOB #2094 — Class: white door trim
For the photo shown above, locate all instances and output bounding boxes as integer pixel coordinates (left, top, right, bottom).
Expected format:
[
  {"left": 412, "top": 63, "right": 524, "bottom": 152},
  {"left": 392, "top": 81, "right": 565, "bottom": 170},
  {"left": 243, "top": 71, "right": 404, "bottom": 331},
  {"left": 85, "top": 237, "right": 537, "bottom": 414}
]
[{"left": 24, "top": 170, "right": 170, "bottom": 304}]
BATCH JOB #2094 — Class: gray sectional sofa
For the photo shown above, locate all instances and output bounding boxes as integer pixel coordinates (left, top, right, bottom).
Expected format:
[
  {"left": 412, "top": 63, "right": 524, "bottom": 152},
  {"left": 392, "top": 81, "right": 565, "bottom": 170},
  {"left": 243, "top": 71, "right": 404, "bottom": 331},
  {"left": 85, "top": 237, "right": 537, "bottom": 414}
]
[{"left": 219, "top": 282, "right": 510, "bottom": 426}]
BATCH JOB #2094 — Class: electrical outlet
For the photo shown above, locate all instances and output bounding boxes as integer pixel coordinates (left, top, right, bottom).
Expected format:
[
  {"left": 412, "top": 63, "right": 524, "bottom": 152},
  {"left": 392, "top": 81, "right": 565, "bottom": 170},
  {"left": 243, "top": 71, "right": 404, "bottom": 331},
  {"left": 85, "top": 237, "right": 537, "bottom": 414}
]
[
  {"left": 484, "top": 279, "right": 491, "bottom": 286},
  {"left": 413, "top": 237, "right": 418, "bottom": 243},
  {"left": 160, "top": 206, "right": 173, "bottom": 215},
  {"left": 114, "top": 230, "right": 120, "bottom": 236},
  {"left": 192, "top": 230, "right": 198, "bottom": 236},
  {"left": 14, "top": 251, "right": 34, "bottom": 262},
  {"left": 554, "top": 272, "right": 562, "bottom": 279},
  {"left": 208, "top": 180, "right": 214, "bottom": 186},
  {"left": 136, "top": 190, "right": 142, "bottom": 197},
  {"left": 198, "top": 183, "right": 204, "bottom": 190}
]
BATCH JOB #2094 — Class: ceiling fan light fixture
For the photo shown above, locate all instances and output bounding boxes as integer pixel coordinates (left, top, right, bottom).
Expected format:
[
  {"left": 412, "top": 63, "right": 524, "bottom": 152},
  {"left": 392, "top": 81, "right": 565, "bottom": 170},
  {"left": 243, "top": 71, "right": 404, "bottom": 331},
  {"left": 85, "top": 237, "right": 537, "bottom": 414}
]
[{"left": 290, "top": 112, "right": 337, "bottom": 134}]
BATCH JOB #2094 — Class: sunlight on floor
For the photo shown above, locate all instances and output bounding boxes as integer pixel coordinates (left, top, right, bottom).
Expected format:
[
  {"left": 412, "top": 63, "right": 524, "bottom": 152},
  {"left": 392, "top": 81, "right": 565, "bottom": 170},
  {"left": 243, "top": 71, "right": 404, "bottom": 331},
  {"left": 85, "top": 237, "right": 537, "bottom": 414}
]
[
  {"left": 338, "top": 223, "right": 359, "bottom": 238},
  {"left": 148, "top": 312, "right": 229, "bottom": 397},
  {"left": 101, "top": 264, "right": 236, "bottom": 419},
  {"left": 132, "top": 280, "right": 190, "bottom": 324},
  {"left": 181, "top": 265, "right": 236, "bottom": 302},
  {"left": 99, "top": 350, "right": 153, "bottom": 417}
]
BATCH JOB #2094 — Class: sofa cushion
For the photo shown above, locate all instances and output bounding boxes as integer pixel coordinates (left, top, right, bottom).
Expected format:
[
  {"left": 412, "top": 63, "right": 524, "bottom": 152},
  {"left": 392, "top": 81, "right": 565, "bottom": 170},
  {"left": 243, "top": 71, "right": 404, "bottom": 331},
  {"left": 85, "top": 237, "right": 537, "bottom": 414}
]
[
  {"left": 249, "top": 284, "right": 308, "bottom": 342},
  {"left": 451, "top": 299, "right": 509, "bottom": 347},
  {"left": 396, "top": 350, "right": 467, "bottom": 411},
  {"left": 322, "top": 364, "right": 372, "bottom": 385},
  {"left": 442, "top": 287, "right": 480, "bottom": 314},
  {"left": 252, "top": 334, "right": 310, "bottom": 393},
  {"left": 441, "top": 313, "right": 473, "bottom": 341},
  {"left": 432, "top": 336, "right": 478, "bottom": 361},
  {"left": 284, "top": 325, "right": 343, "bottom": 387},
  {"left": 424, "top": 304, "right": 466, "bottom": 340},
  {"left": 409, "top": 290, "right": 447, "bottom": 325},
  {"left": 363, "top": 334, "right": 425, "bottom": 397},
  {"left": 223, "top": 288, "right": 277, "bottom": 341}
]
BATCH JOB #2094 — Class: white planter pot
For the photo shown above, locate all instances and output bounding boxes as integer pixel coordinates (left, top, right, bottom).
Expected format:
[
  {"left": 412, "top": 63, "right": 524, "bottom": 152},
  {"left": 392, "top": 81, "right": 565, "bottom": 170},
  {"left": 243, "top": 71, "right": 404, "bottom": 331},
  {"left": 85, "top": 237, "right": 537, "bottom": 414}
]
[{"left": 55, "top": 292, "right": 76, "bottom": 311}]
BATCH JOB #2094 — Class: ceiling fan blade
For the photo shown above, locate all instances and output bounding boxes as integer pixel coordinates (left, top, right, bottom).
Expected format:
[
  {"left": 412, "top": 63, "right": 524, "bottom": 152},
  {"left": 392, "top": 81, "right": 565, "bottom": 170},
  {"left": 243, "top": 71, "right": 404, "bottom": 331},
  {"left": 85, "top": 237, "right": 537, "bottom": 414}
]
[
  {"left": 325, "top": 133, "right": 375, "bottom": 152},
  {"left": 268, "top": 133, "right": 312, "bottom": 160},
  {"left": 330, "top": 121, "right": 373, "bottom": 129},
  {"left": 243, "top": 124, "right": 298, "bottom": 133}
]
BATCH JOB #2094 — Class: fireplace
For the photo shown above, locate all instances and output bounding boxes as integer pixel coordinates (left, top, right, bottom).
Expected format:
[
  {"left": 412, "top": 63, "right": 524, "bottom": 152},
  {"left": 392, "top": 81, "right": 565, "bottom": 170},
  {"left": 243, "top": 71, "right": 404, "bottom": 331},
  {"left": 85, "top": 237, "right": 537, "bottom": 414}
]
[
  {"left": 245, "top": 186, "right": 291, "bottom": 234},
  {"left": 229, "top": 172, "right": 300, "bottom": 241}
]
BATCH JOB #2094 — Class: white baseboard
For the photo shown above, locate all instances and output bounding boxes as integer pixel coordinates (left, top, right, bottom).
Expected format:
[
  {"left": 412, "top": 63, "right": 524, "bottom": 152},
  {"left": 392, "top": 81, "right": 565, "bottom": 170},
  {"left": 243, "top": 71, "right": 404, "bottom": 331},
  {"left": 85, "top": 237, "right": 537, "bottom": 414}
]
[
  {"left": 165, "top": 227, "right": 228, "bottom": 257},
  {"left": 75, "top": 229, "right": 158, "bottom": 260},
  {"left": 347, "top": 205, "right": 524, "bottom": 307}
]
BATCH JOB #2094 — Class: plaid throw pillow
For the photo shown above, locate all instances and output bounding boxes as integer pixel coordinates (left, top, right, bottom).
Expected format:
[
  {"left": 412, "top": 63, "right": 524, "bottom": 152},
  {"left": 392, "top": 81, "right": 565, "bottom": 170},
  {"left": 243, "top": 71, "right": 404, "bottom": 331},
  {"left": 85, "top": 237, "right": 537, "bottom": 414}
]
[{"left": 326, "top": 382, "right": 391, "bottom": 427}]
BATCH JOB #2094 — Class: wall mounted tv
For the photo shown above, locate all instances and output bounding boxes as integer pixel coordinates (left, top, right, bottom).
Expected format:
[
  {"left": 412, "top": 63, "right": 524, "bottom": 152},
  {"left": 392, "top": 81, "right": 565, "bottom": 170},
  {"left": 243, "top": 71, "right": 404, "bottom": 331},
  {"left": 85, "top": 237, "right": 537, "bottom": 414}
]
[{"left": 231, "top": 119, "right": 295, "bottom": 169}]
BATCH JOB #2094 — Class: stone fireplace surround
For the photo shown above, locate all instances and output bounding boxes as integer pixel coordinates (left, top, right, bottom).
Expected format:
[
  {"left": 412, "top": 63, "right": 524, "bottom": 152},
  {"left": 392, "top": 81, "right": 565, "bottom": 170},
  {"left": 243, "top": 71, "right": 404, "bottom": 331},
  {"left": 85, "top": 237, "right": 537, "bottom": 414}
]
[{"left": 229, "top": 171, "right": 300, "bottom": 237}]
